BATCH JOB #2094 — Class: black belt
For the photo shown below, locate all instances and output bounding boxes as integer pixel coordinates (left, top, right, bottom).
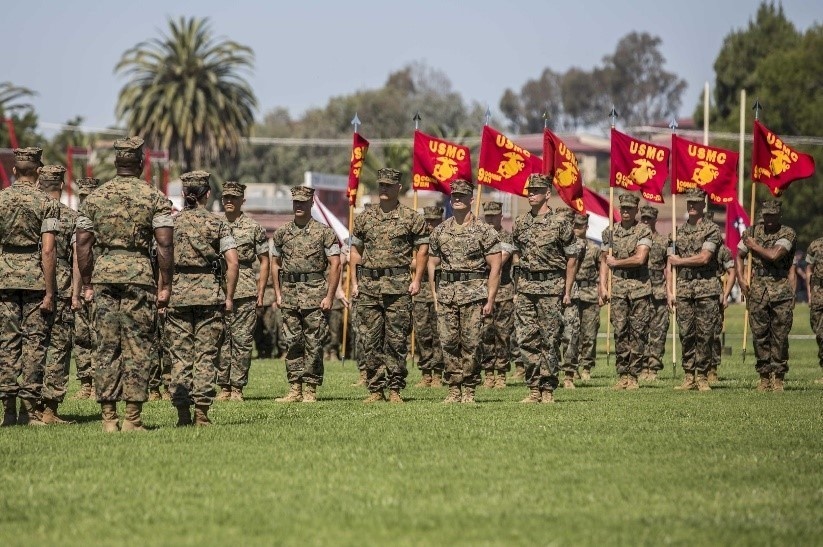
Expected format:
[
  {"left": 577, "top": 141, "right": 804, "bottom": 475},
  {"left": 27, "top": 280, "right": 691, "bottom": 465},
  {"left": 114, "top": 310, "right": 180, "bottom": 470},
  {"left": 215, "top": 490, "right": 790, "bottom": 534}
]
[
  {"left": 755, "top": 268, "right": 788, "bottom": 279},
  {"left": 519, "top": 270, "right": 562, "bottom": 282},
  {"left": 576, "top": 280, "right": 597, "bottom": 288},
  {"left": 649, "top": 269, "right": 664, "bottom": 280},
  {"left": 282, "top": 272, "right": 325, "bottom": 283},
  {"left": 239, "top": 263, "right": 253, "bottom": 270},
  {"left": 500, "top": 272, "right": 512, "bottom": 286},
  {"left": 0, "top": 244, "right": 39, "bottom": 253},
  {"left": 612, "top": 268, "right": 648, "bottom": 280},
  {"left": 105, "top": 248, "right": 150, "bottom": 257},
  {"left": 439, "top": 270, "right": 487, "bottom": 282},
  {"left": 177, "top": 265, "right": 215, "bottom": 274},
  {"left": 678, "top": 269, "right": 714, "bottom": 281},
  {"left": 358, "top": 266, "right": 408, "bottom": 280}
]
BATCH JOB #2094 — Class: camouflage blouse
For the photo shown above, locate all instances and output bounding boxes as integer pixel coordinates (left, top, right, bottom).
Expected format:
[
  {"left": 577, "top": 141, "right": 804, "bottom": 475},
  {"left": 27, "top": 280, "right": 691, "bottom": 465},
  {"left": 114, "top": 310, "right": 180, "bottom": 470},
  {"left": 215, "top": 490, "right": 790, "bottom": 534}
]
[
  {"left": 716, "top": 244, "right": 734, "bottom": 277},
  {"left": 55, "top": 203, "right": 78, "bottom": 299},
  {"left": 647, "top": 231, "right": 670, "bottom": 300},
  {"left": 601, "top": 221, "right": 652, "bottom": 299},
  {"left": 495, "top": 226, "right": 515, "bottom": 302},
  {"left": 806, "top": 237, "right": 823, "bottom": 307},
  {"left": 574, "top": 237, "right": 601, "bottom": 304},
  {"left": 512, "top": 211, "right": 577, "bottom": 296},
  {"left": 224, "top": 213, "right": 268, "bottom": 300},
  {"left": 0, "top": 180, "right": 61, "bottom": 291},
  {"left": 738, "top": 223, "right": 796, "bottom": 302},
  {"left": 429, "top": 215, "right": 500, "bottom": 306},
  {"left": 672, "top": 218, "right": 722, "bottom": 298}
]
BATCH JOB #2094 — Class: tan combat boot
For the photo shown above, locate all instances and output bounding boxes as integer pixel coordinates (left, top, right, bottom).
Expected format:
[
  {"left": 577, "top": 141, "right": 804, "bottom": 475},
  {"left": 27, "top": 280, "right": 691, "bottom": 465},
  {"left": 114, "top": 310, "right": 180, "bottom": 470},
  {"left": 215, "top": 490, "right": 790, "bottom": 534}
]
[
  {"left": 362, "top": 390, "right": 385, "bottom": 403},
  {"left": 351, "top": 370, "right": 367, "bottom": 387},
  {"left": 276, "top": 383, "right": 303, "bottom": 403},
  {"left": 387, "top": 389, "right": 404, "bottom": 403},
  {"left": 646, "top": 370, "right": 658, "bottom": 381},
  {"left": 2, "top": 397, "right": 17, "bottom": 427},
  {"left": 613, "top": 374, "right": 628, "bottom": 390},
  {"left": 461, "top": 386, "right": 476, "bottom": 404},
  {"left": 443, "top": 385, "right": 462, "bottom": 403},
  {"left": 230, "top": 387, "right": 244, "bottom": 402},
  {"left": 431, "top": 371, "right": 444, "bottom": 387},
  {"left": 580, "top": 368, "right": 592, "bottom": 381},
  {"left": 40, "top": 400, "right": 72, "bottom": 425},
  {"left": 302, "top": 384, "right": 318, "bottom": 403},
  {"left": 194, "top": 405, "right": 212, "bottom": 426},
  {"left": 494, "top": 372, "right": 506, "bottom": 389},
  {"left": 121, "top": 402, "right": 146, "bottom": 431},
  {"left": 541, "top": 389, "right": 555, "bottom": 404},
  {"left": 520, "top": 388, "right": 541, "bottom": 404},
  {"left": 707, "top": 368, "right": 719, "bottom": 384},
  {"left": 176, "top": 406, "right": 192, "bottom": 427},
  {"left": 625, "top": 375, "right": 640, "bottom": 390},
  {"left": 513, "top": 365, "right": 525, "bottom": 380},
  {"left": 696, "top": 373, "right": 711, "bottom": 392},
  {"left": 215, "top": 386, "right": 232, "bottom": 401},
  {"left": 756, "top": 374, "right": 771, "bottom": 392},
  {"left": 161, "top": 389, "right": 171, "bottom": 401},
  {"left": 415, "top": 371, "right": 432, "bottom": 388},
  {"left": 17, "top": 399, "right": 45, "bottom": 426},
  {"left": 483, "top": 371, "right": 495, "bottom": 389},
  {"left": 771, "top": 375, "right": 785, "bottom": 392},
  {"left": 72, "top": 380, "right": 93, "bottom": 400},
  {"left": 638, "top": 369, "right": 648, "bottom": 381},
  {"left": 563, "top": 372, "right": 576, "bottom": 390},
  {"left": 675, "top": 373, "right": 696, "bottom": 391},
  {"left": 147, "top": 388, "right": 162, "bottom": 401},
  {"left": 101, "top": 402, "right": 119, "bottom": 433}
]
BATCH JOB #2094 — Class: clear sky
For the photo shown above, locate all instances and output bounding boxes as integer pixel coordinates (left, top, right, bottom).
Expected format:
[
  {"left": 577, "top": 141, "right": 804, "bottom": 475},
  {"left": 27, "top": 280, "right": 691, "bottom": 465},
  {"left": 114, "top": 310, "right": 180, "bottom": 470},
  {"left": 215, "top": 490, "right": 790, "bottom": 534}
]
[{"left": 4, "top": 0, "right": 822, "bottom": 136}]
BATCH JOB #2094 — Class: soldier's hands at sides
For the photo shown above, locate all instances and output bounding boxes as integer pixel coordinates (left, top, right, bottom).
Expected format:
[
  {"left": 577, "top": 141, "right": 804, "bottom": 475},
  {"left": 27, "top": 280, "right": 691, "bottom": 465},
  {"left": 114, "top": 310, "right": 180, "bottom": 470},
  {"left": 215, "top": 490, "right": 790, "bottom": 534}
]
[
  {"left": 562, "top": 294, "right": 572, "bottom": 306},
  {"left": 335, "top": 286, "right": 350, "bottom": 308},
  {"left": 40, "top": 294, "right": 54, "bottom": 314},
  {"left": 71, "top": 297, "right": 82, "bottom": 312},
  {"left": 83, "top": 285, "right": 94, "bottom": 304},
  {"left": 408, "top": 280, "right": 420, "bottom": 297},
  {"left": 320, "top": 296, "right": 333, "bottom": 311},
  {"left": 275, "top": 294, "right": 282, "bottom": 308},
  {"left": 605, "top": 255, "right": 618, "bottom": 268},
  {"left": 598, "top": 286, "right": 609, "bottom": 306},
  {"left": 740, "top": 281, "right": 750, "bottom": 299},
  {"left": 156, "top": 287, "right": 170, "bottom": 314},
  {"left": 482, "top": 300, "right": 494, "bottom": 316},
  {"left": 667, "top": 293, "right": 677, "bottom": 313},
  {"left": 351, "top": 282, "right": 359, "bottom": 299},
  {"left": 224, "top": 298, "right": 234, "bottom": 314},
  {"left": 720, "top": 294, "right": 729, "bottom": 310},
  {"left": 256, "top": 296, "right": 265, "bottom": 316}
]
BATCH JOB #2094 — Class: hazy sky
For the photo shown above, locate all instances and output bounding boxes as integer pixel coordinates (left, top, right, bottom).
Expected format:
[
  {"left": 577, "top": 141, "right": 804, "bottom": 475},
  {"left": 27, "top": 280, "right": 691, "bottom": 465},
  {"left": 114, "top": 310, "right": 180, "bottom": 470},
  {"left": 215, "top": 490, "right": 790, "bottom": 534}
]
[{"left": 4, "top": 0, "right": 822, "bottom": 136}]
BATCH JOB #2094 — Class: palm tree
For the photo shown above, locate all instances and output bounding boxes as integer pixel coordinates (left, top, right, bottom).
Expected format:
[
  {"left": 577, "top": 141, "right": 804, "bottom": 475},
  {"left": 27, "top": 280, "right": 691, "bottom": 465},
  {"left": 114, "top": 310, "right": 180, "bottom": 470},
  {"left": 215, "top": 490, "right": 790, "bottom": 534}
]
[
  {"left": 115, "top": 17, "right": 257, "bottom": 171},
  {"left": 0, "top": 82, "right": 37, "bottom": 148}
]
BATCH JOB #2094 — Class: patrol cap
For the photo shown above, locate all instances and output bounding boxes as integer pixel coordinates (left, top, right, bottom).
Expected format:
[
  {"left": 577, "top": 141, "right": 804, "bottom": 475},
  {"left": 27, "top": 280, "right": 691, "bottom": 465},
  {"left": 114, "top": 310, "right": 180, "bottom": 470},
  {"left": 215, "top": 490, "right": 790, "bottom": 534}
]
[
  {"left": 525, "top": 173, "right": 551, "bottom": 189},
  {"left": 483, "top": 201, "right": 503, "bottom": 215},
  {"left": 423, "top": 205, "right": 444, "bottom": 220},
  {"left": 761, "top": 199, "right": 782, "bottom": 215},
  {"left": 180, "top": 170, "right": 210, "bottom": 188},
  {"left": 223, "top": 181, "right": 246, "bottom": 197},
  {"left": 39, "top": 165, "right": 66, "bottom": 182},
  {"left": 76, "top": 177, "right": 101, "bottom": 196},
  {"left": 13, "top": 147, "right": 43, "bottom": 165},
  {"left": 376, "top": 167, "right": 402, "bottom": 185},
  {"left": 684, "top": 188, "right": 707, "bottom": 205},
  {"left": 639, "top": 205, "right": 658, "bottom": 219},
  {"left": 450, "top": 179, "right": 473, "bottom": 196},
  {"left": 291, "top": 186, "right": 315, "bottom": 202},
  {"left": 573, "top": 213, "right": 589, "bottom": 227},
  {"left": 113, "top": 136, "right": 145, "bottom": 160},
  {"left": 618, "top": 193, "right": 640, "bottom": 207}
]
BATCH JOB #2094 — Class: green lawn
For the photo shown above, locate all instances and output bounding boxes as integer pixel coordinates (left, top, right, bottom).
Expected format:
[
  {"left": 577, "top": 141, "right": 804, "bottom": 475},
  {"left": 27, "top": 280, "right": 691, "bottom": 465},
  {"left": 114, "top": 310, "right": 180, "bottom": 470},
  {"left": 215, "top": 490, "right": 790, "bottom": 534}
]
[{"left": 1, "top": 304, "right": 821, "bottom": 546}]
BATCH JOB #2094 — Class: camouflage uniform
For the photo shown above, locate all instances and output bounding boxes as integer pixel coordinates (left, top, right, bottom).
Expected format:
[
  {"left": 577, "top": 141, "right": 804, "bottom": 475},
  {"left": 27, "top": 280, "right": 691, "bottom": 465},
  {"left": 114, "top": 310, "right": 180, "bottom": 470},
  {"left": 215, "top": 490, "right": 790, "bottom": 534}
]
[
  {"left": 642, "top": 206, "right": 670, "bottom": 376},
  {"left": 560, "top": 221, "right": 585, "bottom": 379},
  {"left": 512, "top": 181, "right": 577, "bottom": 396},
  {"left": 671, "top": 196, "right": 722, "bottom": 381},
  {"left": 254, "top": 244, "right": 280, "bottom": 358},
  {"left": 602, "top": 194, "right": 652, "bottom": 383},
  {"left": 738, "top": 202, "right": 796, "bottom": 382},
  {"left": 166, "top": 173, "right": 237, "bottom": 412},
  {"left": 148, "top": 238, "right": 172, "bottom": 399},
  {"left": 0, "top": 148, "right": 60, "bottom": 424},
  {"left": 565, "top": 215, "right": 601, "bottom": 375},
  {"left": 413, "top": 206, "right": 444, "bottom": 380},
  {"left": 481, "top": 203, "right": 515, "bottom": 380},
  {"left": 217, "top": 195, "right": 268, "bottom": 394},
  {"left": 351, "top": 170, "right": 428, "bottom": 396},
  {"left": 429, "top": 200, "right": 500, "bottom": 394},
  {"left": 273, "top": 207, "right": 339, "bottom": 388},
  {"left": 806, "top": 237, "right": 823, "bottom": 376},
  {"left": 711, "top": 244, "right": 734, "bottom": 374},
  {"left": 75, "top": 144, "right": 174, "bottom": 405}
]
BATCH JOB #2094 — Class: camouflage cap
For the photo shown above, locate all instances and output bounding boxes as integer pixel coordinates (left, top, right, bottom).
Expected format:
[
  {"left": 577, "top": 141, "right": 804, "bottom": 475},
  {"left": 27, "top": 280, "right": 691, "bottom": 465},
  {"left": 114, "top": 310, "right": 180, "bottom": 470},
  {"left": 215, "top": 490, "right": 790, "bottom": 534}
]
[
  {"left": 618, "top": 193, "right": 640, "bottom": 207},
  {"left": 376, "top": 168, "right": 402, "bottom": 185},
  {"left": 423, "top": 205, "right": 444, "bottom": 220},
  {"left": 640, "top": 205, "right": 658, "bottom": 219},
  {"left": 291, "top": 186, "right": 315, "bottom": 202},
  {"left": 761, "top": 199, "right": 782, "bottom": 215},
  {"left": 223, "top": 181, "right": 246, "bottom": 197},
  {"left": 180, "top": 170, "right": 211, "bottom": 188},
  {"left": 450, "top": 179, "right": 474, "bottom": 196},
  {"left": 483, "top": 201, "right": 503, "bottom": 215},
  {"left": 684, "top": 188, "right": 707, "bottom": 204},
  {"left": 113, "top": 136, "right": 145, "bottom": 160},
  {"left": 39, "top": 164, "right": 66, "bottom": 182},
  {"left": 573, "top": 213, "right": 589, "bottom": 226},
  {"left": 76, "top": 177, "right": 101, "bottom": 196},
  {"left": 525, "top": 173, "right": 551, "bottom": 189},
  {"left": 13, "top": 147, "right": 43, "bottom": 165}
]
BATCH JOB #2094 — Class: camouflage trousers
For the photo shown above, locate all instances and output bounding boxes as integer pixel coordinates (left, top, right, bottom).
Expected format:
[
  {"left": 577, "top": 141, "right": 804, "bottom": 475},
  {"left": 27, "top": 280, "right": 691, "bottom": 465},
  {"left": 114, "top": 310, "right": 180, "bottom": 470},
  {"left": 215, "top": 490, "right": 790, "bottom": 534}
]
[
  {"left": 74, "top": 301, "right": 94, "bottom": 382},
  {"left": 324, "top": 307, "right": 343, "bottom": 359},
  {"left": 811, "top": 303, "right": 823, "bottom": 368},
  {"left": 217, "top": 297, "right": 256, "bottom": 389},
  {"left": 438, "top": 300, "right": 485, "bottom": 387},
  {"left": 676, "top": 296, "right": 719, "bottom": 374},
  {"left": 91, "top": 284, "right": 156, "bottom": 403},
  {"left": 43, "top": 298, "right": 73, "bottom": 403},
  {"left": 710, "top": 303, "right": 725, "bottom": 370},
  {"left": 283, "top": 307, "right": 328, "bottom": 386},
  {"left": 610, "top": 295, "right": 651, "bottom": 377},
  {"left": 356, "top": 293, "right": 411, "bottom": 392},
  {"left": 165, "top": 305, "right": 223, "bottom": 407},
  {"left": 413, "top": 300, "right": 444, "bottom": 373},
  {"left": 0, "top": 289, "right": 53, "bottom": 401},
  {"left": 747, "top": 292, "right": 793, "bottom": 376},
  {"left": 254, "top": 304, "right": 284, "bottom": 359},
  {"left": 149, "top": 313, "right": 171, "bottom": 391},
  {"left": 515, "top": 293, "right": 563, "bottom": 392},
  {"left": 562, "top": 300, "right": 600, "bottom": 371},
  {"left": 646, "top": 298, "right": 669, "bottom": 372},
  {"left": 481, "top": 299, "right": 513, "bottom": 373},
  {"left": 560, "top": 301, "right": 581, "bottom": 374}
]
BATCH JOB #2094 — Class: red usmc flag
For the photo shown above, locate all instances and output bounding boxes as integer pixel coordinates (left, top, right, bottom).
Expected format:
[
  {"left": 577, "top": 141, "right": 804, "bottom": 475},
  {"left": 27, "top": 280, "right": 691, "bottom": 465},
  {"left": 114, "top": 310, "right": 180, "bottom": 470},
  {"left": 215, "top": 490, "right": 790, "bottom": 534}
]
[
  {"left": 543, "top": 128, "right": 585, "bottom": 212},
  {"left": 752, "top": 120, "right": 815, "bottom": 196},
  {"left": 411, "top": 130, "right": 472, "bottom": 195},
  {"left": 347, "top": 132, "right": 369, "bottom": 206},
  {"left": 671, "top": 134, "right": 737, "bottom": 204},
  {"left": 609, "top": 128, "right": 668, "bottom": 203},
  {"left": 477, "top": 125, "right": 542, "bottom": 196}
]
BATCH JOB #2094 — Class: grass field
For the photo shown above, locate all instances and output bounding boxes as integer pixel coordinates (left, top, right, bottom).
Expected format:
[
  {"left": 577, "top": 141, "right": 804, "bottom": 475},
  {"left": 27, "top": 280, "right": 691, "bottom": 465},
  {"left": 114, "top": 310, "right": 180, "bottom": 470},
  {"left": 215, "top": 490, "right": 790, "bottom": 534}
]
[{"left": 1, "top": 304, "right": 822, "bottom": 546}]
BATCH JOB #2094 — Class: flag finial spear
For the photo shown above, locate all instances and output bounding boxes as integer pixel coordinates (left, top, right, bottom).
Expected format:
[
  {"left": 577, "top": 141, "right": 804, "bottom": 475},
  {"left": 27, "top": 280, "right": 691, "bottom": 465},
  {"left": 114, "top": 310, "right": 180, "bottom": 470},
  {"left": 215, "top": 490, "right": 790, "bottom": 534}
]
[
  {"left": 669, "top": 117, "right": 679, "bottom": 132},
  {"left": 351, "top": 113, "right": 361, "bottom": 133},
  {"left": 609, "top": 105, "right": 618, "bottom": 128},
  {"left": 412, "top": 111, "right": 421, "bottom": 130},
  {"left": 543, "top": 105, "right": 549, "bottom": 129},
  {"left": 484, "top": 106, "right": 491, "bottom": 126},
  {"left": 752, "top": 99, "right": 762, "bottom": 120}
]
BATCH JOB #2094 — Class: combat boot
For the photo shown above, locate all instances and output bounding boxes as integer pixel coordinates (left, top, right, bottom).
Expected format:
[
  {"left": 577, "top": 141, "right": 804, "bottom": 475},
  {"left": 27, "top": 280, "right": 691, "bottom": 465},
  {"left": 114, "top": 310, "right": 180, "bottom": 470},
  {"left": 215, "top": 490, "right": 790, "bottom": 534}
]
[
  {"left": 646, "top": 370, "right": 658, "bottom": 381},
  {"left": 541, "top": 389, "right": 555, "bottom": 404},
  {"left": 72, "top": 379, "right": 93, "bottom": 400},
  {"left": 40, "top": 400, "right": 72, "bottom": 425},
  {"left": 101, "top": 402, "right": 120, "bottom": 433},
  {"left": 675, "top": 373, "right": 696, "bottom": 391},
  {"left": 707, "top": 368, "right": 719, "bottom": 384},
  {"left": 494, "top": 372, "right": 506, "bottom": 389},
  {"left": 302, "top": 384, "right": 318, "bottom": 403},
  {"left": 756, "top": 374, "right": 771, "bottom": 392},
  {"left": 443, "top": 385, "right": 462, "bottom": 403},
  {"left": 147, "top": 388, "right": 162, "bottom": 401},
  {"left": 563, "top": 372, "right": 576, "bottom": 390},
  {"left": 17, "top": 399, "right": 45, "bottom": 426},
  {"left": 161, "top": 389, "right": 171, "bottom": 401},
  {"left": 520, "top": 388, "right": 541, "bottom": 404},
  {"left": 483, "top": 371, "right": 495, "bottom": 389},
  {"left": 215, "top": 386, "right": 232, "bottom": 401},
  {"left": 580, "top": 368, "right": 592, "bottom": 381},
  {"left": 362, "top": 390, "right": 385, "bottom": 403},
  {"left": 513, "top": 365, "right": 525, "bottom": 380},
  {"left": 194, "top": 405, "right": 212, "bottom": 426},
  {"left": 638, "top": 369, "right": 649, "bottom": 381},
  {"left": 771, "top": 375, "right": 785, "bottom": 392},
  {"left": 612, "top": 374, "right": 628, "bottom": 390},
  {"left": 351, "top": 370, "right": 367, "bottom": 387},
  {"left": 276, "top": 383, "right": 303, "bottom": 403},
  {"left": 121, "top": 402, "right": 146, "bottom": 432},
  {"left": 2, "top": 397, "right": 17, "bottom": 427},
  {"left": 625, "top": 375, "right": 640, "bottom": 390},
  {"left": 387, "top": 389, "right": 404, "bottom": 404},
  {"left": 175, "top": 406, "right": 193, "bottom": 427},
  {"left": 230, "top": 387, "right": 244, "bottom": 402},
  {"left": 461, "top": 386, "right": 476, "bottom": 404},
  {"left": 431, "top": 371, "right": 444, "bottom": 387},
  {"left": 415, "top": 371, "right": 432, "bottom": 388},
  {"left": 696, "top": 373, "right": 711, "bottom": 392}
]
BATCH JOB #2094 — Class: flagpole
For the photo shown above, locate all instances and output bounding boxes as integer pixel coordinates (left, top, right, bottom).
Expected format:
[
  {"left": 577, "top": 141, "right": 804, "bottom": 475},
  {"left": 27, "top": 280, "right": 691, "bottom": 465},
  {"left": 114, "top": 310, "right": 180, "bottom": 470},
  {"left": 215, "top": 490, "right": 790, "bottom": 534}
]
[
  {"left": 670, "top": 118, "right": 679, "bottom": 379},
  {"left": 728, "top": 88, "right": 746, "bottom": 355},
  {"left": 606, "top": 106, "right": 617, "bottom": 370},
  {"left": 742, "top": 99, "right": 762, "bottom": 365},
  {"left": 475, "top": 107, "right": 491, "bottom": 218},
  {"left": 341, "top": 113, "right": 361, "bottom": 366},
  {"left": 410, "top": 112, "right": 424, "bottom": 368}
]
